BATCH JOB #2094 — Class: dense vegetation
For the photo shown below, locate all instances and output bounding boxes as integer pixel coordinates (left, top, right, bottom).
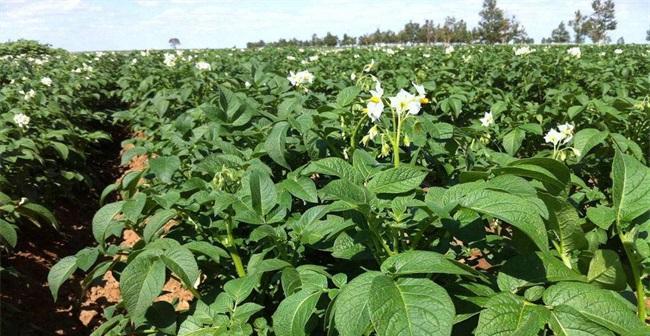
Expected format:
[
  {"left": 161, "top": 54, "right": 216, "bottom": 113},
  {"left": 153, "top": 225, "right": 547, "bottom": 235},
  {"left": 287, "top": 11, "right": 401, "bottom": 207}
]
[{"left": 2, "top": 41, "right": 650, "bottom": 335}]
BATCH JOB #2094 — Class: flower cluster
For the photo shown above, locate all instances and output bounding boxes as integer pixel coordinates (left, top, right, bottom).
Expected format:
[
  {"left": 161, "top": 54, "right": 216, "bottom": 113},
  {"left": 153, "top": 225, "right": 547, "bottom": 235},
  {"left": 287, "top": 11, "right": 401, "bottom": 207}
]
[
  {"left": 544, "top": 123, "right": 574, "bottom": 146},
  {"left": 514, "top": 46, "right": 535, "bottom": 56},
  {"left": 195, "top": 61, "right": 211, "bottom": 71},
  {"left": 444, "top": 45, "right": 455, "bottom": 55},
  {"left": 13, "top": 113, "right": 30, "bottom": 128},
  {"left": 40, "top": 77, "right": 53, "bottom": 87},
  {"left": 163, "top": 53, "right": 177, "bottom": 67},
  {"left": 567, "top": 47, "right": 581, "bottom": 58},
  {"left": 287, "top": 70, "right": 315, "bottom": 87},
  {"left": 365, "top": 80, "right": 427, "bottom": 122}
]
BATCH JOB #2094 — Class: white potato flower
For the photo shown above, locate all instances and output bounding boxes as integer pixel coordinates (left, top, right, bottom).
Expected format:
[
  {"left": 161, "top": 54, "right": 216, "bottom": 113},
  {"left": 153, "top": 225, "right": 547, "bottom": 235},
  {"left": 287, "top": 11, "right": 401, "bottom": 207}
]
[
  {"left": 195, "top": 61, "right": 211, "bottom": 71},
  {"left": 23, "top": 89, "right": 36, "bottom": 101},
  {"left": 480, "top": 112, "right": 494, "bottom": 127},
  {"left": 309, "top": 55, "right": 319, "bottom": 62},
  {"left": 367, "top": 80, "right": 384, "bottom": 122},
  {"left": 514, "top": 46, "right": 535, "bottom": 56},
  {"left": 544, "top": 128, "right": 565, "bottom": 146},
  {"left": 444, "top": 45, "right": 454, "bottom": 54},
  {"left": 40, "top": 77, "right": 52, "bottom": 86},
  {"left": 286, "top": 55, "right": 296, "bottom": 61},
  {"left": 567, "top": 47, "right": 581, "bottom": 58},
  {"left": 287, "top": 70, "right": 315, "bottom": 87},
  {"left": 244, "top": 81, "right": 251, "bottom": 88},
  {"left": 389, "top": 89, "right": 421, "bottom": 115},
  {"left": 557, "top": 123, "right": 575, "bottom": 144},
  {"left": 614, "top": 49, "right": 623, "bottom": 54},
  {"left": 163, "top": 53, "right": 177, "bottom": 67},
  {"left": 423, "top": 53, "right": 431, "bottom": 58},
  {"left": 13, "top": 113, "right": 30, "bottom": 128}
]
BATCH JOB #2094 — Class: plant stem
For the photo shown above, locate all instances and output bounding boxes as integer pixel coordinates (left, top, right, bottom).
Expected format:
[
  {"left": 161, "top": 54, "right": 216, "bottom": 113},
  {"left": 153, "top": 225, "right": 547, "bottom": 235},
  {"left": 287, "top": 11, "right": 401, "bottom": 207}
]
[
  {"left": 393, "top": 113, "right": 402, "bottom": 167},
  {"left": 225, "top": 218, "right": 246, "bottom": 277},
  {"left": 619, "top": 231, "right": 646, "bottom": 321},
  {"left": 350, "top": 115, "right": 367, "bottom": 151}
]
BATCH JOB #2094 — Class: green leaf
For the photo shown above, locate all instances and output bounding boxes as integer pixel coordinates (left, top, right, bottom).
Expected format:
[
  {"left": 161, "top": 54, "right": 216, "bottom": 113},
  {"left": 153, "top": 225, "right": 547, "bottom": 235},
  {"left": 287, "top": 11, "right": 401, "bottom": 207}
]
[
  {"left": 161, "top": 246, "right": 200, "bottom": 295},
  {"left": 149, "top": 156, "right": 181, "bottom": 184},
  {"left": 265, "top": 121, "right": 291, "bottom": 169},
  {"left": 542, "top": 195, "right": 587, "bottom": 256},
  {"left": 586, "top": 206, "right": 616, "bottom": 230},
  {"left": 334, "top": 272, "right": 381, "bottom": 336},
  {"left": 143, "top": 209, "right": 176, "bottom": 243},
  {"left": 612, "top": 151, "right": 650, "bottom": 224},
  {"left": 502, "top": 128, "right": 525, "bottom": 156},
  {"left": 380, "top": 250, "right": 477, "bottom": 277},
  {"left": 587, "top": 249, "right": 627, "bottom": 291},
  {"left": 50, "top": 141, "right": 69, "bottom": 160},
  {"left": 16, "top": 202, "right": 58, "bottom": 229},
  {"left": 475, "top": 293, "right": 548, "bottom": 336},
  {"left": 336, "top": 86, "right": 360, "bottom": 107},
  {"left": 495, "top": 158, "right": 570, "bottom": 195},
  {"left": 224, "top": 275, "right": 259, "bottom": 304},
  {"left": 366, "top": 166, "right": 427, "bottom": 194},
  {"left": 183, "top": 241, "right": 228, "bottom": 264},
  {"left": 567, "top": 105, "right": 585, "bottom": 119},
  {"left": 460, "top": 189, "right": 549, "bottom": 251},
  {"left": 543, "top": 282, "right": 648, "bottom": 334},
  {"left": 91, "top": 201, "right": 124, "bottom": 245},
  {"left": 0, "top": 219, "right": 17, "bottom": 248},
  {"left": 122, "top": 193, "right": 147, "bottom": 223},
  {"left": 282, "top": 177, "right": 318, "bottom": 203},
  {"left": 320, "top": 179, "right": 370, "bottom": 205},
  {"left": 272, "top": 289, "right": 322, "bottom": 336},
  {"left": 547, "top": 305, "right": 614, "bottom": 336},
  {"left": 368, "top": 276, "right": 454, "bottom": 336},
  {"left": 497, "top": 252, "right": 585, "bottom": 292},
  {"left": 48, "top": 255, "right": 78, "bottom": 300},
  {"left": 120, "top": 253, "right": 166, "bottom": 318},
  {"left": 305, "top": 158, "right": 362, "bottom": 184},
  {"left": 247, "top": 169, "right": 277, "bottom": 216},
  {"left": 572, "top": 129, "right": 608, "bottom": 161}
]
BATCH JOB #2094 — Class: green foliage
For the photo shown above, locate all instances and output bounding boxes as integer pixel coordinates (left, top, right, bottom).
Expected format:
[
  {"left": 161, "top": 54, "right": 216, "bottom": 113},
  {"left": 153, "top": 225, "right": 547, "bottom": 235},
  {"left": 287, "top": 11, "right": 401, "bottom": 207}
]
[{"left": 13, "top": 44, "right": 646, "bottom": 335}]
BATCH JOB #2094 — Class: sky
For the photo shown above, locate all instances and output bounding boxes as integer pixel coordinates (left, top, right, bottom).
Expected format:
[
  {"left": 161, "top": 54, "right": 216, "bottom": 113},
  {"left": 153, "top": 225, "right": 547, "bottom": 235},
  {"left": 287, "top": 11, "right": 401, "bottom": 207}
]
[{"left": 1, "top": 0, "right": 648, "bottom": 51}]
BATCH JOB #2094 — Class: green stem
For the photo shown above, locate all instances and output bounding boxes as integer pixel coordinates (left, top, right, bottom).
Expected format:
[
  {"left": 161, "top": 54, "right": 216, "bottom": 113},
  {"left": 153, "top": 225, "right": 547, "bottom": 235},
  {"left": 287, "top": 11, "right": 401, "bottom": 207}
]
[
  {"left": 620, "top": 232, "right": 646, "bottom": 321},
  {"left": 393, "top": 113, "right": 402, "bottom": 167},
  {"left": 226, "top": 218, "right": 246, "bottom": 277},
  {"left": 350, "top": 115, "right": 367, "bottom": 151}
]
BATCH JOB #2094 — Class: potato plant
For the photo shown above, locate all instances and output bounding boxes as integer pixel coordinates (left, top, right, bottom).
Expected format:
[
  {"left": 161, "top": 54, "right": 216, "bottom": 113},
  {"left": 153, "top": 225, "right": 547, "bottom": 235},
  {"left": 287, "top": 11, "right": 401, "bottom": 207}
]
[{"left": 35, "top": 44, "right": 650, "bottom": 335}]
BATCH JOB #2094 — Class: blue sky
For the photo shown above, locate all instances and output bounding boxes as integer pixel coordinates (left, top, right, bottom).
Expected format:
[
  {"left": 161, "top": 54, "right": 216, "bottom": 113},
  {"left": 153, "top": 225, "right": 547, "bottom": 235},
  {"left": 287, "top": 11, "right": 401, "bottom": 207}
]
[{"left": 1, "top": 0, "right": 648, "bottom": 51}]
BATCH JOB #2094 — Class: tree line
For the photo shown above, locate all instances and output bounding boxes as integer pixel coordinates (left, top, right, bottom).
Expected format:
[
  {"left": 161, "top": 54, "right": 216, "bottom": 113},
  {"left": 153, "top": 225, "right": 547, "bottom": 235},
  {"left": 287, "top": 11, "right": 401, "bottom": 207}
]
[{"left": 247, "top": 0, "right": 627, "bottom": 48}]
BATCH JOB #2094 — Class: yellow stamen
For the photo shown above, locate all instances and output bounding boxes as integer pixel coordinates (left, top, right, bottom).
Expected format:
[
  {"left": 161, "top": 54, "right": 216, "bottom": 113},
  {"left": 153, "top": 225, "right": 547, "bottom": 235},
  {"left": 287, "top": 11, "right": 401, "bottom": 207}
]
[
  {"left": 370, "top": 96, "right": 380, "bottom": 103},
  {"left": 420, "top": 97, "right": 429, "bottom": 104}
]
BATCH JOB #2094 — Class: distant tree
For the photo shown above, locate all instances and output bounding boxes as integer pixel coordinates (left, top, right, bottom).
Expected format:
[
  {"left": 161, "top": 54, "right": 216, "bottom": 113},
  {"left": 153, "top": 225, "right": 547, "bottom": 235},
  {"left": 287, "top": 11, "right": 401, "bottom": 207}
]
[
  {"left": 246, "top": 40, "right": 266, "bottom": 48},
  {"left": 586, "top": 0, "right": 617, "bottom": 43},
  {"left": 550, "top": 21, "right": 571, "bottom": 43},
  {"left": 418, "top": 20, "right": 435, "bottom": 43},
  {"left": 616, "top": 36, "right": 624, "bottom": 44},
  {"left": 453, "top": 19, "right": 472, "bottom": 43},
  {"left": 647, "top": 27, "right": 650, "bottom": 41},
  {"left": 569, "top": 10, "right": 589, "bottom": 43},
  {"left": 311, "top": 33, "right": 322, "bottom": 46},
  {"left": 477, "top": 0, "right": 510, "bottom": 43},
  {"left": 341, "top": 33, "right": 356, "bottom": 46},
  {"left": 323, "top": 32, "right": 339, "bottom": 47},
  {"left": 507, "top": 16, "right": 531, "bottom": 43},
  {"left": 168, "top": 38, "right": 181, "bottom": 49},
  {"left": 541, "top": 37, "right": 550, "bottom": 44},
  {"left": 399, "top": 21, "right": 421, "bottom": 43}
]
